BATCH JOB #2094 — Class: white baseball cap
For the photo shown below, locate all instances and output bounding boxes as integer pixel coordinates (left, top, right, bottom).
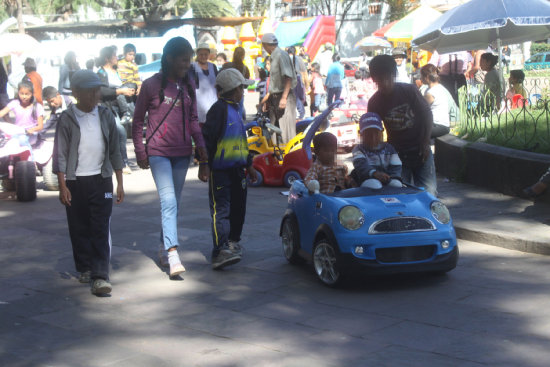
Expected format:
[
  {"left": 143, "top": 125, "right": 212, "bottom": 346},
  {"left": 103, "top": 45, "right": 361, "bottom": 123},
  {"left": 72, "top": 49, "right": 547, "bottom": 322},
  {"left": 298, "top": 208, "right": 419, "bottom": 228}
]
[
  {"left": 196, "top": 42, "right": 212, "bottom": 52},
  {"left": 216, "top": 68, "right": 254, "bottom": 94},
  {"left": 261, "top": 33, "right": 278, "bottom": 44}
]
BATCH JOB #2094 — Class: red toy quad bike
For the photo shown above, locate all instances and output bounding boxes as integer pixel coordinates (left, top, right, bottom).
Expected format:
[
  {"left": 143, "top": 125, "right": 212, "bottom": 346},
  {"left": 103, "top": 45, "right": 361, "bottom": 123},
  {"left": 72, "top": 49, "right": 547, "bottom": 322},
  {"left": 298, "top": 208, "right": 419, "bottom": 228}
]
[{"left": 0, "top": 122, "right": 57, "bottom": 201}]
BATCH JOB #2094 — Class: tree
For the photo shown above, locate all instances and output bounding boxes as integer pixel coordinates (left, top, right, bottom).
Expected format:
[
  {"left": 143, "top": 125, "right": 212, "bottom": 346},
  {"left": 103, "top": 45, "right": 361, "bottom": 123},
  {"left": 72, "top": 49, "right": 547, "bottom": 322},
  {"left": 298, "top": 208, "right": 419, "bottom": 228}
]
[
  {"left": 309, "top": 0, "right": 356, "bottom": 42},
  {"left": 241, "top": 0, "right": 269, "bottom": 16},
  {"left": 191, "top": 0, "right": 236, "bottom": 18},
  {"left": 386, "top": 0, "right": 415, "bottom": 21},
  {"left": 241, "top": 0, "right": 269, "bottom": 32},
  {"left": 0, "top": 0, "right": 237, "bottom": 24}
]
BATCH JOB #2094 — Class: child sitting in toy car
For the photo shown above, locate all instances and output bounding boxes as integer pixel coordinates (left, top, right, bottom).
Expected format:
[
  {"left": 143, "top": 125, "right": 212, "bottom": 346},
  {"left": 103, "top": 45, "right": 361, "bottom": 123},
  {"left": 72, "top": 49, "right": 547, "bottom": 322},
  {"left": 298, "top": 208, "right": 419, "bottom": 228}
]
[
  {"left": 304, "top": 132, "right": 352, "bottom": 194},
  {"left": 351, "top": 112, "right": 402, "bottom": 189}
]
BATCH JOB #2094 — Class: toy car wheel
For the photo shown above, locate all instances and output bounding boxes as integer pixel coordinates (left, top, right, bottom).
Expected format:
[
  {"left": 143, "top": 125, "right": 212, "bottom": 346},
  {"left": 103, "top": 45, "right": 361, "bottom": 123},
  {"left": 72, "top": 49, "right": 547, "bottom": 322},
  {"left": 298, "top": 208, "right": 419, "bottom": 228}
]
[
  {"left": 248, "top": 170, "right": 263, "bottom": 187},
  {"left": 313, "top": 238, "right": 344, "bottom": 287},
  {"left": 42, "top": 159, "right": 59, "bottom": 191},
  {"left": 281, "top": 217, "right": 304, "bottom": 265},
  {"left": 283, "top": 170, "right": 301, "bottom": 188},
  {"left": 15, "top": 160, "right": 36, "bottom": 202}
]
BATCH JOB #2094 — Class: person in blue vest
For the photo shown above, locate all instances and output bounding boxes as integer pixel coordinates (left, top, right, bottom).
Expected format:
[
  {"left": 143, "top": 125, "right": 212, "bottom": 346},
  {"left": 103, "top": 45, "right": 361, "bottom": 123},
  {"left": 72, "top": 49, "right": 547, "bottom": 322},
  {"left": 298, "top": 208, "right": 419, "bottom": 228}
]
[{"left": 200, "top": 68, "right": 258, "bottom": 270}]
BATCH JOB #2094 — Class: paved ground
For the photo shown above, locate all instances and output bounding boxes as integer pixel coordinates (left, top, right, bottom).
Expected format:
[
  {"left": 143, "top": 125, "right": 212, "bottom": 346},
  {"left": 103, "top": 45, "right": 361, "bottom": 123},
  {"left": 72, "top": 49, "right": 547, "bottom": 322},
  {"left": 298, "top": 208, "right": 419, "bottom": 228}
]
[
  {"left": 2, "top": 157, "right": 550, "bottom": 366},
  {"left": 2, "top": 91, "right": 550, "bottom": 366}
]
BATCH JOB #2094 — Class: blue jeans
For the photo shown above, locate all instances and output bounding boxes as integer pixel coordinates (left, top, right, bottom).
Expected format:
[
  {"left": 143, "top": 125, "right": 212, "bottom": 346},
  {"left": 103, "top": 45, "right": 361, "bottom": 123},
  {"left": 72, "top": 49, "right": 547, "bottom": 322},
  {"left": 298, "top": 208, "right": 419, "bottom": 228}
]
[
  {"left": 296, "top": 97, "right": 305, "bottom": 120},
  {"left": 327, "top": 87, "right": 342, "bottom": 105},
  {"left": 149, "top": 155, "right": 191, "bottom": 250},
  {"left": 312, "top": 93, "right": 325, "bottom": 114},
  {"left": 401, "top": 149, "right": 437, "bottom": 196}
]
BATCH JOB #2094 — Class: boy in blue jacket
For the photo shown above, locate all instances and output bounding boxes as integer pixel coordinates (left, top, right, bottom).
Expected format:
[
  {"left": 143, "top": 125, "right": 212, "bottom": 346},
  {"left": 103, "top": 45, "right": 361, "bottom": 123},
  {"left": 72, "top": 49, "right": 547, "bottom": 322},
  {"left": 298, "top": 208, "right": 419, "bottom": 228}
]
[
  {"left": 200, "top": 68, "right": 257, "bottom": 270},
  {"left": 352, "top": 112, "right": 402, "bottom": 189}
]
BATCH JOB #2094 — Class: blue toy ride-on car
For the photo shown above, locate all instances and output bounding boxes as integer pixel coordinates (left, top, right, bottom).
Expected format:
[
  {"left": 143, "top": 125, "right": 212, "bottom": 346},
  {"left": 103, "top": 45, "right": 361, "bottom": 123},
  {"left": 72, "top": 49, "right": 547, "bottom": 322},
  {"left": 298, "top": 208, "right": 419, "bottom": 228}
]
[{"left": 280, "top": 181, "right": 458, "bottom": 287}]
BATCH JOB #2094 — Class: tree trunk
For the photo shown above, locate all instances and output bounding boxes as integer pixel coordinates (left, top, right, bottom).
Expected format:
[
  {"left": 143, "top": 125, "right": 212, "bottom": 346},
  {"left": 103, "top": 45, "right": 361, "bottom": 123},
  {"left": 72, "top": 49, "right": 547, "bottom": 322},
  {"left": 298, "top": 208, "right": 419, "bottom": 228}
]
[{"left": 16, "top": 0, "right": 24, "bottom": 33}]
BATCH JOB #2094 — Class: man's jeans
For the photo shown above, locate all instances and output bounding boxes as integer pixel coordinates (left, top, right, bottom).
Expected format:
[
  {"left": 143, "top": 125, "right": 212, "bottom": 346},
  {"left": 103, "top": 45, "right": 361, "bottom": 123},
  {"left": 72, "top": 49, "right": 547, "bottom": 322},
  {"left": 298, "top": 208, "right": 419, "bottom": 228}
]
[
  {"left": 149, "top": 155, "right": 191, "bottom": 250},
  {"left": 296, "top": 97, "right": 305, "bottom": 120},
  {"left": 401, "top": 149, "right": 437, "bottom": 196},
  {"left": 327, "top": 87, "right": 342, "bottom": 105}
]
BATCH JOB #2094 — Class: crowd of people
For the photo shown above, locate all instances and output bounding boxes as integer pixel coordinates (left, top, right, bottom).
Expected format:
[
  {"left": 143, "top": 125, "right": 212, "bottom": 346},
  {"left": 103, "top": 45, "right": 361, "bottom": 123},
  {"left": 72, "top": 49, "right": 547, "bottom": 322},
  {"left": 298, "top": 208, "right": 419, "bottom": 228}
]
[{"left": 0, "top": 33, "right": 542, "bottom": 297}]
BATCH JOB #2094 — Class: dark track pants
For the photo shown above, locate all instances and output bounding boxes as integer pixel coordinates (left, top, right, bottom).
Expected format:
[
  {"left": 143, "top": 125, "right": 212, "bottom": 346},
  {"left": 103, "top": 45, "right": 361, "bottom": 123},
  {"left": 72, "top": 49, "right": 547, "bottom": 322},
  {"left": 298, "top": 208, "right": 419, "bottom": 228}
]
[
  {"left": 208, "top": 167, "right": 247, "bottom": 257},
  {"left": 65, "top": 175, "right": 113, "bottom": 280}
]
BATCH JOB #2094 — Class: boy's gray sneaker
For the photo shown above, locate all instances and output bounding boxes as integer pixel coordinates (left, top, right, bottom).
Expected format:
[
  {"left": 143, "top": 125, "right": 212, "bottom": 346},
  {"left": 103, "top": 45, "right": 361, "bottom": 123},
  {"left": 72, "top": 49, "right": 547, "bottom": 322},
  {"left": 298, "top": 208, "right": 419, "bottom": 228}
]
[
  {"left": 91, "top": 279, "right": 112, "bottom": 295},
  {"left": 228, "top": 241, "right": 243, "bottom": 257},
  {"left": 78, "top": 271, "right": 91, "bottom": 283},
  {"left": 212, "top": 248, "right": 241, "bottom": 270}
]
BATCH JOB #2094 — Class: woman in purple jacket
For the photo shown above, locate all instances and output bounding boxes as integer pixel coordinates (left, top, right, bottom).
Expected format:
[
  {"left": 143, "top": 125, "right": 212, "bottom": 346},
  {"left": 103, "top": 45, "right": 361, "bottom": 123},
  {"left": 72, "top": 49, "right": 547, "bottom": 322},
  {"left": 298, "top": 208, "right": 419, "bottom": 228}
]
[{"left": 132, "top": 37, "right": 208, "bottom": 278}]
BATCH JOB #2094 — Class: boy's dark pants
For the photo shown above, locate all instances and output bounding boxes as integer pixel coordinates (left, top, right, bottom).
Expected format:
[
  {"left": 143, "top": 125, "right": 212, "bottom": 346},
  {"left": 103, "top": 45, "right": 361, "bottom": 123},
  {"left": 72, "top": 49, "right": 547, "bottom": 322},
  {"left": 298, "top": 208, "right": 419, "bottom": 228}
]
[
  {"left": 208, "top": 167, "right": 247, "bottom": 257},
  {"left": 66, "top": 175, "right": 113, "bottom": 281}
]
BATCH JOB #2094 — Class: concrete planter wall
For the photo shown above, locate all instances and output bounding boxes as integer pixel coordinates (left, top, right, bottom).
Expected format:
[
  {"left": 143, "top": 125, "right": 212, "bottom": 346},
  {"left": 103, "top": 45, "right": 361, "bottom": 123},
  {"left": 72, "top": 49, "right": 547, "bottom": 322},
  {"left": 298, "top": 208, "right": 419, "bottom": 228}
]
[{"left": 434, "top": 135, "right": 550, "bottom": 203}]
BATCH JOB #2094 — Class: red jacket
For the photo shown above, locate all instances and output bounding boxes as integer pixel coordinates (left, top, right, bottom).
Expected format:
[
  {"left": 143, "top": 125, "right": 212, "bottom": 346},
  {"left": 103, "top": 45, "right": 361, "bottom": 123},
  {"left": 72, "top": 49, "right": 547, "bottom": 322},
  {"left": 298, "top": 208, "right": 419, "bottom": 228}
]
[{"left": 25, "top": 71, "right": 43, "bottom": 104}]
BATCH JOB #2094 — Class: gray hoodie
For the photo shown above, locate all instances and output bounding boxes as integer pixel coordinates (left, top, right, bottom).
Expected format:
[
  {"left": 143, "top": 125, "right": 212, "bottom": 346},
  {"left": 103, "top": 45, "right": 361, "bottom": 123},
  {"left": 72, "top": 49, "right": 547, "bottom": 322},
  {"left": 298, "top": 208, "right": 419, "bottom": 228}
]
[{"left": 53, "top": 104, "right": 123, "bottom": 180}]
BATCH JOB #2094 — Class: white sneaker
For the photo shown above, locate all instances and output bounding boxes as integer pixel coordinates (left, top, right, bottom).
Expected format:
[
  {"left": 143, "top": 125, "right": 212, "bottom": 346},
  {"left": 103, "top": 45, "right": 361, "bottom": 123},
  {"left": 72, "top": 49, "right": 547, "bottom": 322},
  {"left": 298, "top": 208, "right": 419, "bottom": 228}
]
[{"left": 169, "top": 262, "right": 186, "bottom": 277}]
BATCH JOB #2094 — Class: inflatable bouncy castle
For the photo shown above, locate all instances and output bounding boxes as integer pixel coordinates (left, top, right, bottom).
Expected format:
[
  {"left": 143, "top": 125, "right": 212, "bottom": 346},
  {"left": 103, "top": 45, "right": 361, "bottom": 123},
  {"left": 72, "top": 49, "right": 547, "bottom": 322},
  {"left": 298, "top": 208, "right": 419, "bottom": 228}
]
[{"left": 273, "top": 16, "right": 335, "bottom": 60}]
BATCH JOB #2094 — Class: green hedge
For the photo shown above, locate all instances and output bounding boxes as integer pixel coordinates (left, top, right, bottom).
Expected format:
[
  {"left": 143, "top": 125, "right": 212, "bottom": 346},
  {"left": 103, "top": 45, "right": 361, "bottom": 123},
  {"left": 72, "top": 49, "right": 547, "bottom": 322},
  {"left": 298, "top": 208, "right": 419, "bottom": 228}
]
[{"left": 530, "top": 42, "right": 550, "bottom": 55}]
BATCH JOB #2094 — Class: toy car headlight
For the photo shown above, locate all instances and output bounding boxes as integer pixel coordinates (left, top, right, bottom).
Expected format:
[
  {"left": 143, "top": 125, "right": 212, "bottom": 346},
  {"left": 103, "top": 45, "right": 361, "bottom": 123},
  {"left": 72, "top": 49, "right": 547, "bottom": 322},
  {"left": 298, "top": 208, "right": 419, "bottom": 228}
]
[
  {"left": 338, "top": 206, "right": 364, "bottom": 230},
  {"left": 251, "top": 126, "right": 262, "bottom": 135},
  {"left": 431, "top": 201, "right": 451, "bottom": 224}
]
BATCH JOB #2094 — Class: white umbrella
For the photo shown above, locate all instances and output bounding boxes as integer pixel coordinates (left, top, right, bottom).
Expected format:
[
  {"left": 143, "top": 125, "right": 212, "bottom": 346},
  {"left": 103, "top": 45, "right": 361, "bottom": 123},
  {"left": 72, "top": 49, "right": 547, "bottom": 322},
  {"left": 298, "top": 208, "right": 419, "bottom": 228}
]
[
  {"left": 353, "top": 36, "right": 392, "bottom": 52},
  {"left": 413, "top": 0, "right": 550, "bottom": 54},
  {"left": 0, "top": 33, "right": 40, "bottom": 57}
]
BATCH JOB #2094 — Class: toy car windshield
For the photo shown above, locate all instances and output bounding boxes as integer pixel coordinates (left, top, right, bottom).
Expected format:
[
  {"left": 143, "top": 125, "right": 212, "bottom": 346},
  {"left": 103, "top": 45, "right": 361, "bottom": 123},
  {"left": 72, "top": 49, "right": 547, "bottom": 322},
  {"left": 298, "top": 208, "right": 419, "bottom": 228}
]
[{"left": 327, "top": 185, "right": 421, "bottom": 198}]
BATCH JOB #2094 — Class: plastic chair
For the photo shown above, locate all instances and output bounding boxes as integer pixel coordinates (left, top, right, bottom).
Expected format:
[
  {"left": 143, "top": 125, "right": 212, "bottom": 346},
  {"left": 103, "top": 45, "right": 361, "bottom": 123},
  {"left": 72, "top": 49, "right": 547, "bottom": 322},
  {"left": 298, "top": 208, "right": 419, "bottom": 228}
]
[{"left": 511, "top": 94, "right": 528, "bottom": 109}]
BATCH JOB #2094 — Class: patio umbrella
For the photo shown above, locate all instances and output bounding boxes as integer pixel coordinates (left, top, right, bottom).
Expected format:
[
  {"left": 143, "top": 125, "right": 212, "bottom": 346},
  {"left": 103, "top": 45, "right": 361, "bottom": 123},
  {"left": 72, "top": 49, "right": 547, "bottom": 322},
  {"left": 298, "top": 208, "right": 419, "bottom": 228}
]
[
  {"left": 372, "top": 20, "right": 398, "bottom": 38},
  {"left": 353, "top": 36, "right": 392, "bottom": 52},
  {"left": 384, "top": 5, "right": 442, "bottom": 43},
  {"left": 0, "top": 33, "right": 40, "bottom": 57},
  {"left": 412, "top": 0, "right": 550, "bottom": 53}
]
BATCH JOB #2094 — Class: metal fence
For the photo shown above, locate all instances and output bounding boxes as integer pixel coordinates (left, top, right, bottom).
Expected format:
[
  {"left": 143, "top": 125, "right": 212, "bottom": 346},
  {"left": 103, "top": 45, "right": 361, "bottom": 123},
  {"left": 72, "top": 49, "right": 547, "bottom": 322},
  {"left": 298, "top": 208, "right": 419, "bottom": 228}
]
[{"left": 456, "top": 77, "right": 550, "bottom": 154}]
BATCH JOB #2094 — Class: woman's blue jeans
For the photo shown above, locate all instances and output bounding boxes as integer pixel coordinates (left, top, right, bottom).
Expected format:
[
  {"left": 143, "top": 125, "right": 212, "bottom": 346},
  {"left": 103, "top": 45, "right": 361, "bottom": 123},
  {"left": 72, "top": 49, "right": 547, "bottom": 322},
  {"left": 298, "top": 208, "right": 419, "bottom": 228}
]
[{"left": 149, "top": 155, "right": 191, "bottom": 250}]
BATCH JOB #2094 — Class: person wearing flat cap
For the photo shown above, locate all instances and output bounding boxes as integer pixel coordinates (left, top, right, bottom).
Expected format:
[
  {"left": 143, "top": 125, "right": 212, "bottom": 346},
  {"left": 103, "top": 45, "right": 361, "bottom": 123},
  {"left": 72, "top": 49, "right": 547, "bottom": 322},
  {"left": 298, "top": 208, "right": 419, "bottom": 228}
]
[
  {"left": 201, "top": 68, "right": 257, "bottom": 270},
  {"left": 192, "top": 42, "right": 219, "bottom": 125},
  {"left": 53, "top": 69, "right": 124, "bottom": 296},
  {"left": 261, "top": 32, "right": 297, "bottom": 145}
]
